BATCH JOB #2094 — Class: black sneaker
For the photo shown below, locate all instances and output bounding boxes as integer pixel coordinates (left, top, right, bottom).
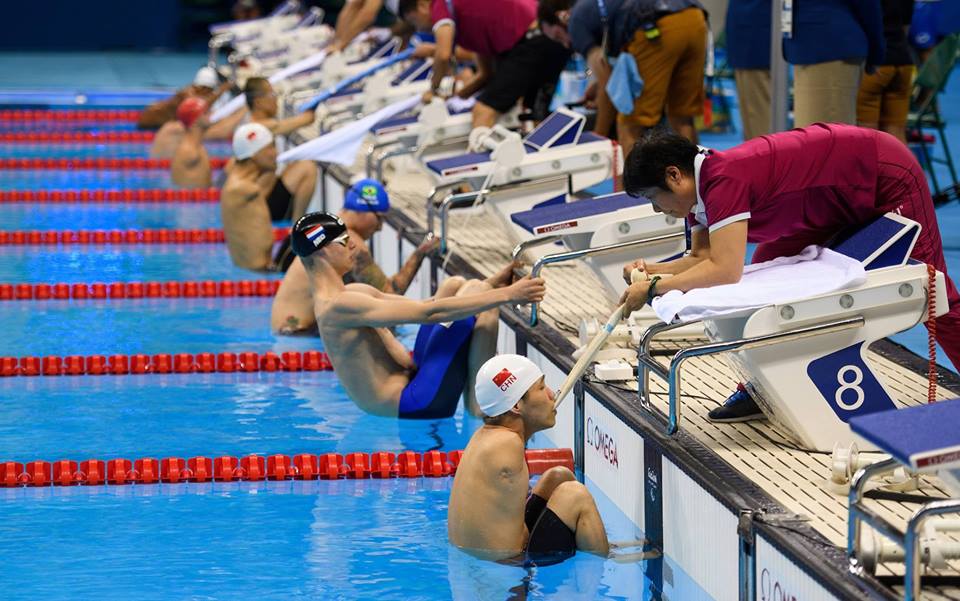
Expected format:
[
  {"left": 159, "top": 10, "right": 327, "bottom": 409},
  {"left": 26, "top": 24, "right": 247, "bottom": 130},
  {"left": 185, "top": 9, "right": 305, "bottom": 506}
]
[{"left": 707, "top": 388, "right": 766, "bottom": 423}]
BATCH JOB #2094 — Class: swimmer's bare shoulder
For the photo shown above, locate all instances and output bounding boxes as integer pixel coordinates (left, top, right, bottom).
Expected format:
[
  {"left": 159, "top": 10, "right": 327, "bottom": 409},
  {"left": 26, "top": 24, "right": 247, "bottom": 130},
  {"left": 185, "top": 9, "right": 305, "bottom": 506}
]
[
  {"left": 471, "top": 428, "right": 526, "bottom": 481},
  {"left": 222, "top": 176, "right": 259, "bottom": 203}
]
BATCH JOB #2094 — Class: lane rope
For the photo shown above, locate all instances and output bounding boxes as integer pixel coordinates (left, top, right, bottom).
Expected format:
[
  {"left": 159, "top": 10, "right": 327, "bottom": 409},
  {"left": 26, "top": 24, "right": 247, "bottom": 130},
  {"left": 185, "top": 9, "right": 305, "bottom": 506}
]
[
  {"left": 0, "top": 131, "right": 153, "bottom": 143},
  {"left": 0, "top": 157, "right": 229, "bottom": 170},
  {"left": 0, "top": 227, "right": 287, "bottom": 246},
  {"left": 0, "top": 188, "right": 220, "bottom": 202},
  {"left": 1, "top": 349, "right": 328, "bottom": 377},
  {"left": 0, "top": 449, "right": 573, "bottom": 486},
  {"left": 0, "top": 279, "right": 281, "bottom": 302},
  {"left": 0, "top": 109, "right": 141, "bottom": 122}
]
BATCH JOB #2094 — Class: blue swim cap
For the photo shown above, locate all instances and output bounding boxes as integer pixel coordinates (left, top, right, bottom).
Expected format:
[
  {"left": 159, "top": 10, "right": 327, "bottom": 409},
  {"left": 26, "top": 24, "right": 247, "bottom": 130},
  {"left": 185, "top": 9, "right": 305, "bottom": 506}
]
[{"left": 343, "top": 179, "right": 390, "bottom": 213}]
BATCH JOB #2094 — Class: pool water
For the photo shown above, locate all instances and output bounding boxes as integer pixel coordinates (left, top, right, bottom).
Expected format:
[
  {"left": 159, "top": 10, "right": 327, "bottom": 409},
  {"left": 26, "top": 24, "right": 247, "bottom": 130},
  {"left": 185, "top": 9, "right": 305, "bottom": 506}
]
[
  {"left": 0, "top": 100, "right": 663, "bottom": 600},
  {"left": 0, "top": 142, "right": 232, "bottom": 159},
  {"left": 0, "top": 169, "right": 224, "bottom": 190},
  {"left": 0, "top": 203, "right": 222, "bottom": 230}
]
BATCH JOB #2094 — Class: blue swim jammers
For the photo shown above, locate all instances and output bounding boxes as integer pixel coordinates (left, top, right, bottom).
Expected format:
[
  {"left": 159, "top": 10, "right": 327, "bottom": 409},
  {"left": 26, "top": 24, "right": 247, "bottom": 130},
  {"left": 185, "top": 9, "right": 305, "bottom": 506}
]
[{"left": 398, "top": 317, "right": 476, "bottom": 419}]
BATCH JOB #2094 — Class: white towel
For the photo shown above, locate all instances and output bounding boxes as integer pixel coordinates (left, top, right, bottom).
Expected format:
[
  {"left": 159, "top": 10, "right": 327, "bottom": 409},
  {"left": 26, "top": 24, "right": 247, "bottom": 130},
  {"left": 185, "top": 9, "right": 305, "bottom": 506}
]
[
  {"left": 277, "top": 94, "right": 421, "bottom": 165},
  {"left": 445, "top": 95, "right": 476, "bottom": 113},
  {"left": 651, "top": 246, "right": 867, "bottom": 323}
]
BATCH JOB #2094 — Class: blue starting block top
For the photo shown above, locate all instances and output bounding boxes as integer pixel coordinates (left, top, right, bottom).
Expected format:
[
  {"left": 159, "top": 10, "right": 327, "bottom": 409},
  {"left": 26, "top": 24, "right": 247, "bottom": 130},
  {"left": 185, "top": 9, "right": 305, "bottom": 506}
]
[
  {"left": 331, "top": 86, "right": 363, "bottom": 99},
  {"left": 830, "top": 213, "right": 920, "bottom": 271},
  {"left": 354, "top": 37, "right": 400, "bottom": 63},
  {"left": 511, "top": 193, "right": 648, "bottom": 233},
  {"left": 849, "top": 398, "right": 960, "bottom": 471},
  {"left": 391, "top": 59, "right": 432, "bottom": 85},
  {"left": 372, "top": 113, "right": 419, "bottom": 134},
  {"left": 424, "top": 125, "right": 607, "bottom": 176},
  {"left": 525, "top": 109, "right": 586, "bottom": 150}
]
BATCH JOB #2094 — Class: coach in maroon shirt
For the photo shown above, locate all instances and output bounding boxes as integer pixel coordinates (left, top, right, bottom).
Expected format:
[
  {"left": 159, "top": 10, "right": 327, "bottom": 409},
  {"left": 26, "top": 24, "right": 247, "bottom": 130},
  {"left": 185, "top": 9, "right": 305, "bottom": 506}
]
[
  {"left": 619, "top": 123, "right": 960, "bottom": 421},
  {"left": 399, "top": 0, "right": 570, "bottom": 128}
]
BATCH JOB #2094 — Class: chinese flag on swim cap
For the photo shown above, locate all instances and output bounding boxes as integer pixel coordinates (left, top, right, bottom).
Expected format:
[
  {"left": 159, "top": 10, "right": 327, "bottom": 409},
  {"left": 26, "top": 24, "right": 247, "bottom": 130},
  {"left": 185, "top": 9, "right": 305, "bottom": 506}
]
[{"left": 475, "top": 355, "right": 543, "bottom": 417}]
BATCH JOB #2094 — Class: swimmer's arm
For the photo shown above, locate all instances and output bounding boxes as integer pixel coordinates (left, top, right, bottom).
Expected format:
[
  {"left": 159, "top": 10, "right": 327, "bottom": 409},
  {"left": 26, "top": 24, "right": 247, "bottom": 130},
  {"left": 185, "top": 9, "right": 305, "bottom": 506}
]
[
  {"left": 204, "top": 107, "right": 247, "bottom": 141},
  {"left": 330, "top": 287, "right": 509, "bottom": 327},
  {"left": 352, "top": 246, "right": 392, "bottom": 292},
  {"left": 272, "top": 111, "right": 316, "bottom": 136},
  {"left": 379, "top": 328, "right": 415, "bottom": 369},
  {"left": 651, "top": 222, "right": 747, "bottom": 294},
  {"left": 332, "top": 0, "right": 383, "bottom": 52},
  {"left": 388, "top": 237, "right": 439, "bottom": 295}
]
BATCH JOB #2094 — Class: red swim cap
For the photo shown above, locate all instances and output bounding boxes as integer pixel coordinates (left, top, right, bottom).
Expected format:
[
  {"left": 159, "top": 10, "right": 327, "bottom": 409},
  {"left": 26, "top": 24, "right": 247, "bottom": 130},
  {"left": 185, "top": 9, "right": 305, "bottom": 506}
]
[{"left": 176, "top": 97, "right": 208, "bottom": 129}]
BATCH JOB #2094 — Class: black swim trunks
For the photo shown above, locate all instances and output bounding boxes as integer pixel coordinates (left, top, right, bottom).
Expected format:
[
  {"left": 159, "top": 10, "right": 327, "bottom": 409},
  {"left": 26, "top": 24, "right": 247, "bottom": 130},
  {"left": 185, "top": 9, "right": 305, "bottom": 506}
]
[
  {"left": 267, "top": 178, "right": 294, "bottom": 222},
  {"left": 272, "top": 234, "right": 296, "bottom": 273},
  {"left": 521, "top": 493, "right": 577, "bottom": 567}
]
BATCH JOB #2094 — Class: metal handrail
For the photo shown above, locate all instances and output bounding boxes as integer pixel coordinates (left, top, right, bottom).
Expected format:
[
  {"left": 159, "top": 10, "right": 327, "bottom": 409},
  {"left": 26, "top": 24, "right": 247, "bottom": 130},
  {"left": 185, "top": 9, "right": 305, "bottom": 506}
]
[
  {"left": 658, "top": 315, "right": 865, "bottom": 434},
  {"left": 374, "top": 144, "right": 420, "bottom": 182},
  {"left": 847, "top": 457, "right": 960, "bottom": 600},
  {"left": 438, "top": 190, "right": 491, "bottom": 254},
  {"left": 636, "top": 319, "right": 698, "bottom": 409},
  {"left": 365, "top": 139, "right": 403, "bottom": 177},
  {"left": 528, "top": 231, "right": 686, "bottom": 326},
  {"left": 511, "top": 235, "right": 561, "bottom": 262}
]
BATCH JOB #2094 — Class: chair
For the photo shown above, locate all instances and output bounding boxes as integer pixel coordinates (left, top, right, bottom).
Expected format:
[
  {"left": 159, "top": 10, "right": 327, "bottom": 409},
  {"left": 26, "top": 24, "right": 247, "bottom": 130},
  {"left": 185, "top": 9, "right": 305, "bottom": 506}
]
[{"left": 907, "top": 33, "right": 960, "bottom": 206}]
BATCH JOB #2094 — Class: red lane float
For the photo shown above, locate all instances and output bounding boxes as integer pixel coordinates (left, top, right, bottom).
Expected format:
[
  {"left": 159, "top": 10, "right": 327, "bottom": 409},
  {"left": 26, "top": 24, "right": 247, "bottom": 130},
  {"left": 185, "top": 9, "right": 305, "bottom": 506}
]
[
  {"left": 0, "top": 349, "right": 332, "bottom": 377},
  {"left": 0, "top": 109, "right": 141, "bottom": 122},
  {"left": 0, "top": 131, "right": 153, "bottom": 143},
  {"left": 0, "top": 227, "right": 287, "bottom": 246},
  {"left": 0, "top": 157, "right": 229, "bottom": 170},
  {"left": 0, "top": 449, "right": 574, "bottom": 487},
  {"left": 0, "top": 188, "right": 220, "bottom": 203},
  {"left": 0, "top": 279, "right": 281, "bottom": 302}
]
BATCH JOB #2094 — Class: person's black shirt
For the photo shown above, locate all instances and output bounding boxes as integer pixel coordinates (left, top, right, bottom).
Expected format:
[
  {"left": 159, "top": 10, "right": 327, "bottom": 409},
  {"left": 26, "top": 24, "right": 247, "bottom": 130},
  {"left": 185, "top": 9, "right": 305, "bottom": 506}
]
[{"left": 880, "top": 0, "right": 915, "bottom": 65}]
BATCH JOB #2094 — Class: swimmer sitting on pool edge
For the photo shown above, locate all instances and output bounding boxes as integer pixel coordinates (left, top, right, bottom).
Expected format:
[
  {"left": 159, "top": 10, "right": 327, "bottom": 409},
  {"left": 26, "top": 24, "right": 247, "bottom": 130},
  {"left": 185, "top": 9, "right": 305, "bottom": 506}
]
[
  {"left": 289, "top": 212, "right": 546, "bottom": 418},
  {"left": 448, "top": 354, "right": 610, "bottom": 565}
]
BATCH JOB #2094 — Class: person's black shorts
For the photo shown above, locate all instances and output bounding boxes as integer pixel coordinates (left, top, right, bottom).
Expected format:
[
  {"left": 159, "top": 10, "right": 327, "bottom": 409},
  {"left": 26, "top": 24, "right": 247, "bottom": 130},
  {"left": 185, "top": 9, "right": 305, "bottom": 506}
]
[
  {"left": 267, "top": 178, "right": 294, "bottom": 222},
  {"left": 519, "top": 493, "right": 577, "bottom": 567},
  {"left": 477, "top": 30, "right": 572, "bottom": 117},
  {"left": 272, "top": 234, "right": 296, "bottom": 273}
]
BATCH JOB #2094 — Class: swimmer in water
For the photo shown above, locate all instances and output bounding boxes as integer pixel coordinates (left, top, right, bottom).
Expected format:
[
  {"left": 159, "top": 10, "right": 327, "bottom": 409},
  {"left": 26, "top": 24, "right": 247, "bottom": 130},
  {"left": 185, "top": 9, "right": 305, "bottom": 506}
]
[
  {"left": 271, "top": 179, "right": 440, "bottom": 334},
  {"left": 147, "top": 67, "right": 235, "bottom": 158},
  {"left": 171, "top": 98, "right": 212, "bottom": 188},
  {"left": 447, "top": 354, "right": 609, "bottom": 565},
  {"left": 289, "top": 211, "right": 545, "bottom": 418},
  {"left": 220, "top": 123, "right": 304, "bottom": 272}
]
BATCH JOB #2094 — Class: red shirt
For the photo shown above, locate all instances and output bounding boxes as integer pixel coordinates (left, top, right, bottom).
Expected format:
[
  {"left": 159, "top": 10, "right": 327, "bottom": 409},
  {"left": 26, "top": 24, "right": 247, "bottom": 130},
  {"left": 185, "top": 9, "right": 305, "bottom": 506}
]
[
  {"left": 431, "top": 0, "right": 536, "bottom": 57},
  {"left": 687, "top": 124, "right": 884, "bottom": 243}
]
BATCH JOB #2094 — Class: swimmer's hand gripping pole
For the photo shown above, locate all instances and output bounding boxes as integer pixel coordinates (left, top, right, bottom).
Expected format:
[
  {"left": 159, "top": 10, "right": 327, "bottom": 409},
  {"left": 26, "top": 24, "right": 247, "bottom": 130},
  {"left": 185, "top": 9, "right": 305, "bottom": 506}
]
[
  {"left": 296, "top": 47, "right": 415, "bottom": 112},
  {"left": 553, "top": 269, "right": 645, "bottom": 408}
]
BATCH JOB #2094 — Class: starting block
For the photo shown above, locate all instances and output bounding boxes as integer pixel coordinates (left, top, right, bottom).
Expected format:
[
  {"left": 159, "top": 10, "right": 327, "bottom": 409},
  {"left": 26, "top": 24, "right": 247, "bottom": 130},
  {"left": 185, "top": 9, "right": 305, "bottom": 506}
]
[
  {"left": 847, "top": 399, "right": 960, "bottom": 600},
  {"left": 422, "top": 108, "right": 618, "bottom": 193},
  {"left": 637, "top": 213, "right": 949, "bottom": 452},
  {"left": 510, "top": 192, "right": 686, "bottom": 300}
]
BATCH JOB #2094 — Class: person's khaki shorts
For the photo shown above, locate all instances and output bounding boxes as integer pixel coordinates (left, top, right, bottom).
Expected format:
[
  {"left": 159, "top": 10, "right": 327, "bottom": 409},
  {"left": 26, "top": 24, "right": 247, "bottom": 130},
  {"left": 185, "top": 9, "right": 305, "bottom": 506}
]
[{"left": 618, "top": 8, "right": 707, "bottom": 128}]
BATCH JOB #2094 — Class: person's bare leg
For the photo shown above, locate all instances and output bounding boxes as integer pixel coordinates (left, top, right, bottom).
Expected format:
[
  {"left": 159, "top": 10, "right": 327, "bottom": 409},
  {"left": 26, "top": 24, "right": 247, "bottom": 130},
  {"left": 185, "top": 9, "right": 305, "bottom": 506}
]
[
  {"left": 281, "top": 160, "right": 318, "bottom": 221},
  {"left": 545, "top": 481, "right": 610, "bottom": 556},
  {"left": 531, "top": 466, "right": 576, "bottom": 499},
  {"left": 454, "top": 279, "right": 500, "bottom": 416},
  {"left": 471, "top": 102, "right": 500, "bottom": 129},
  {"left": 618, "top": 121, "right": 646, "bottom": 158},
  {"left": 667, "top": 115, "right": 698, "bottom": 145}
]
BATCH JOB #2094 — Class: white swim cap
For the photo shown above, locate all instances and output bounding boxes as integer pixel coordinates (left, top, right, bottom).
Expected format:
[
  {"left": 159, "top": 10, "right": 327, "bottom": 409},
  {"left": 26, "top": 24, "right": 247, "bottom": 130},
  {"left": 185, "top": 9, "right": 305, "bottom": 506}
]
[
  {"left": 475, "top": 354, "right": 543, "bottom": 417},
  {"left": 233, "top": 123, "right": 274, "bottom": 160},
  {"left": 194, "top": 66, "right": 219, "bottom": 89}
]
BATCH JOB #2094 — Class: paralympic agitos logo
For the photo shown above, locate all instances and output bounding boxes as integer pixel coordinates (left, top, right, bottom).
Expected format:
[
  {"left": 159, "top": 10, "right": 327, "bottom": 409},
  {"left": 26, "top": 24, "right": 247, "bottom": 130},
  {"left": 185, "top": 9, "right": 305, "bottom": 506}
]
[{"left": 586, "top": 417, "right": 618, "bottom": 468}]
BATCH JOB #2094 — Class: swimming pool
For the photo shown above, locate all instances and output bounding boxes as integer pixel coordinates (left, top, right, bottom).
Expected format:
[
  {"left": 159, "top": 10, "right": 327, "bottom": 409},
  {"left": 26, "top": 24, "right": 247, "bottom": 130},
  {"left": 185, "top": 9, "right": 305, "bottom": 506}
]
[
  {"left": 0, "top": 104, "right": 667, "bottom": 600},
  {"left": 0, "top": 169, "right": 223, "bottom": 190},
  {"left": 0, "top": 142, "right": 232, "bottom": 159}
]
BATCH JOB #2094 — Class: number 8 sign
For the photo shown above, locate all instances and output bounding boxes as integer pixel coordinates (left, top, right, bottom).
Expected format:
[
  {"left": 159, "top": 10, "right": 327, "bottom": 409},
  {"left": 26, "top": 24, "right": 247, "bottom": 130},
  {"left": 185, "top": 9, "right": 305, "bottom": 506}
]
[{"left": 807, "top": 343, "right": 897, "bottom": 422}]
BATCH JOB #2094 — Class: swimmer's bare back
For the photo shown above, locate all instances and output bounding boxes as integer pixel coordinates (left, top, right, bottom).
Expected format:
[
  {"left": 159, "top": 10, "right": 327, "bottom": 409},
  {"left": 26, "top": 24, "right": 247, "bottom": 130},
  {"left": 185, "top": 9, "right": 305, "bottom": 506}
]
[
  {"left": 171, "top": 136, "right": 211, "bottom": 188},
  {"left": 220, "top": 169, "right": 276, "bottom": 270}
]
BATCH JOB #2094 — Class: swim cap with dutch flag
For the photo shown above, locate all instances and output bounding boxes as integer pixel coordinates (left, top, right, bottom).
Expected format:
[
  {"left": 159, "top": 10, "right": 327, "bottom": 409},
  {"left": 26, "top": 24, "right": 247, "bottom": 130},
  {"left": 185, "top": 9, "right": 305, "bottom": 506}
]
[
  {"left": 290, "top": 212, "right": 348, "bottom": 258},
  {"left": 475, "top": 354, "right": 544, "bottom": 417}
]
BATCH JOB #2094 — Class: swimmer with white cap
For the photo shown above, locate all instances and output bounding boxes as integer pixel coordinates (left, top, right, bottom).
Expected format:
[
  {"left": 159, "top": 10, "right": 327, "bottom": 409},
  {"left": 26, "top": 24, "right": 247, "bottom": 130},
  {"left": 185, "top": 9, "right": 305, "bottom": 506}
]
[
  {"left": 171, "top": 97, "right": 213, "bottom": 188},
  {"left": 447, "top": 354, "right": 610, "bottom": 564},
  {"left": 289, "top": 211, "right": 544, "bottom": 418},
  {"left": 220, "top": 123, "right": 300, "bottom": 272},
  {"left": 270, "top": 179, "right": 441, "bottom": 334}
]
